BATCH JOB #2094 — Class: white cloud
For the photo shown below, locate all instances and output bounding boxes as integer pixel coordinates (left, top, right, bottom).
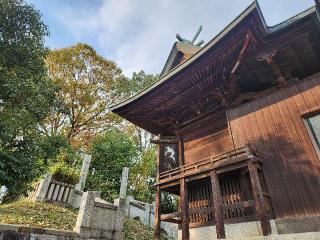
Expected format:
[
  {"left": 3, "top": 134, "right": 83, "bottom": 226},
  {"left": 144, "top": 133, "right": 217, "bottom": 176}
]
[{"left": 55, "top": 0, "right": 314, "bottom": 76}]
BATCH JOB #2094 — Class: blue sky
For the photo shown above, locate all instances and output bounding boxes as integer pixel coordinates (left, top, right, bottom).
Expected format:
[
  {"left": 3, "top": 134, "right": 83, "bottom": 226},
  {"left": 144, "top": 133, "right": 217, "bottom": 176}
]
[{"left": 26, "top": 0, "right": 315, "bottom": 76}]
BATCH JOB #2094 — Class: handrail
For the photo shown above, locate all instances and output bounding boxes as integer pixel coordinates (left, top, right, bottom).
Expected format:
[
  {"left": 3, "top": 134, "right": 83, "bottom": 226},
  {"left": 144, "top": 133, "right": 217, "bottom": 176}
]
[
  {"left": 157, "top": 146, "right": 258, "bottom": 184},
  {"left": 160, "top": 146, "right": 248, "bottom": 178}
]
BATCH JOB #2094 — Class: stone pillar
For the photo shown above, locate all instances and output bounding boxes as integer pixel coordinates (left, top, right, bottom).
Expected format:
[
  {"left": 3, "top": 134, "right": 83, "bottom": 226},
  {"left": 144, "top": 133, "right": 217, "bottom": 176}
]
[
  {"left": 119, "top": 167, "right": 129, "bottom": 198},
  {"left": 75, "top": 154, "right": 92, "bottom": 191},
  {"left": 73, "top": 191, "right": 101, "bottom": 238},
  {"left": 114, "top": 167, "right": 129, "bottom": 240},
  {"left": 34, "top": 173, "right": 52, "bottom": 202},
  {"left": 145, "top": 203, "right": 151, "bottom": 226}
]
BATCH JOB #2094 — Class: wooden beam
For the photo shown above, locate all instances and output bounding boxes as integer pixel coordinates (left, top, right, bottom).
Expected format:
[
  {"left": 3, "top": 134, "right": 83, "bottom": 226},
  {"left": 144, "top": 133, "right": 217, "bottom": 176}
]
[
  {"left": 315, "top": 0, "right": 320, "bottom": 21},
  {"left": 228, "top": 33, "right": 252, "bottom": 98},
  {"left": 223, "top": 200, "right": 255, "bottom": 210},
  {"left": 161, "top": 218, "right": 181, "bottom": 224},
  {"left": 180, "top": 178, "right": 189, "bottom": 240},
  {"left": 178, "top": 136, "right": 185, "bottom": 166},
  {"left": 160, "top": 212, "right": 182, "bottom": 224},
  {"left": 156, "top": 134, "right": 161, "bottom": 182},
  {"left": 248, "top": 161, "right": 271, "bottom": 236},
  {"left": 150, "top": 138, "right": 178, "bottom": 144},
  {"left": 154, "top": 186, "right": 161, "bottom": 240},
  {"left": 210, "top": 170, "right": 225, "bottom": 239},
  {"left": 257, "top": 50, "right": 287, "bottom": 87},
  {"left": 161, "top": 212, "right": 181, "bottom": 220}
]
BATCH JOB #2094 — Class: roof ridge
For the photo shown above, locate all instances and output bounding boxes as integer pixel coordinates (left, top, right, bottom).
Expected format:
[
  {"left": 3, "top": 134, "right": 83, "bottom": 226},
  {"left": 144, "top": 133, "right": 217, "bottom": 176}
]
[{"left": 111, "top": 1, "right": 315, "bottom": 111}]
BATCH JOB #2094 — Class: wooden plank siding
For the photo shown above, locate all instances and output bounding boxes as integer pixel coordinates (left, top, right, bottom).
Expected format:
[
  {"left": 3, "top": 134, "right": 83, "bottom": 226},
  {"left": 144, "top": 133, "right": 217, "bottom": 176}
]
[
  {"left": 185, "top": 127, "right": 233, "bottom": 164},
  {"left": 227, "top": 73, "right": 320, "bottom": 219}
]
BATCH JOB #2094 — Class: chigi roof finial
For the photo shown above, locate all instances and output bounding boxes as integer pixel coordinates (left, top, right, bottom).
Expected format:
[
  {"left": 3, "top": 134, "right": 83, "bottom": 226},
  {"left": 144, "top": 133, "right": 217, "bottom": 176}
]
[{"left": 176, "top": 25, "right": 204, "bottom": 47}]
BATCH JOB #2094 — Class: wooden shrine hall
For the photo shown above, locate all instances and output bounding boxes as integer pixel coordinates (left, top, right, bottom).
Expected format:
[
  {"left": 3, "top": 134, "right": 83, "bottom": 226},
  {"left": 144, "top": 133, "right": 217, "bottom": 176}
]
[{"left": 112, "top": 1, "right": 320, "bottom": 239}]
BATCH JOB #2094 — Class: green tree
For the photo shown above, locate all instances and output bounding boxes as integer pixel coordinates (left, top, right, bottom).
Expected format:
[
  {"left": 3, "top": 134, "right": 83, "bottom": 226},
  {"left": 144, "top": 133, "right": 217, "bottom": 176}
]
[
  {"left": 128, "top": 71, "right": 158, "bottom": 96},
  {"left": 86, "top": 130, "right": 138, "bottom": 201},
  {"left": 129, "top": 147, "right": 156, "bottom": 203},
  {"left": 0, "top": 0, "right": 55, "bottom": 197},
  {"left": 42, "top": 43, "right": 128, "bottom": 147},
  {"left": 123, "top": 71, "right": 159, "bottom": 151}
]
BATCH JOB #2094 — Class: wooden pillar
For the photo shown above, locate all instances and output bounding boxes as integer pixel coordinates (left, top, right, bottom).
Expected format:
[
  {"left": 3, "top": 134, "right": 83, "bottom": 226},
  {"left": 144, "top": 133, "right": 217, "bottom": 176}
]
[
  {"left": 154, "top": 185, "right": 161, "bottom": 240},
  {"left": 210, "top": 170, "right": 225, "bottom": 239},
  {"left": 154, "top": 135, "right": 161, "bottom": 240},
  {"left": 178, "top": 136, "right": 185, "bottom": 166},
  {"left": 180, "top": 178, "right": 189, "bottom": 240},
  {"left": 248, "top": 161, "right": 271, "bottom": 236}
]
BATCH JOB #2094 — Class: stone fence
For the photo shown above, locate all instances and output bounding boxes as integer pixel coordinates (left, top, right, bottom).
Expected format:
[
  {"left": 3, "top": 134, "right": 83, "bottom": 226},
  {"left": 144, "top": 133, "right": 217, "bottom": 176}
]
[
  {"left": 73, "top": 168, "right": 129, "bottom": 240},
  {"left": 27, "top": 154, "right": 91, "bottom": 208},
  {"left": 73, "top": 191, "right": 125, "bottom": 240},
  {"left": 27, "top": 172, "right": 83, "bottom": 208},
  {"left": 123, "top": 196, "right": 178, "bottom": 240}
]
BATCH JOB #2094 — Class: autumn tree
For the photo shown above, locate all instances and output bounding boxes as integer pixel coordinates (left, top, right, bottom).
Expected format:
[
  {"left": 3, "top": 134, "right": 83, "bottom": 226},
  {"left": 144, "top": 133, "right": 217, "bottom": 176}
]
[
  {"left": 42, "top": 43, "right": 128, "bottom": 146},
  {"left": 0, "top": 0, "right": 55, "bottom": 197}
]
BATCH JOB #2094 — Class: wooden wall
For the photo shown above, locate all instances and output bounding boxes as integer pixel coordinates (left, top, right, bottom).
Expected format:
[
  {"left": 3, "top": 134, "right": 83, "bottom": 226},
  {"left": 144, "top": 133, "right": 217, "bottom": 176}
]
[
  {"left": 182, "top": 111, "right": 233, "bottom": 165},
  {"left": 227, "top": 73, "right": 320, "bottom": 219}
]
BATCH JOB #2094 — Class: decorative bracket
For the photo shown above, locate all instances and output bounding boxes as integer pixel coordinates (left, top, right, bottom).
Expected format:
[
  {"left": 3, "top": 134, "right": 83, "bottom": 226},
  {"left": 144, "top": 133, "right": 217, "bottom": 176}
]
[{"left": 257, "top": 50, "right": 287, "bottom": 87}]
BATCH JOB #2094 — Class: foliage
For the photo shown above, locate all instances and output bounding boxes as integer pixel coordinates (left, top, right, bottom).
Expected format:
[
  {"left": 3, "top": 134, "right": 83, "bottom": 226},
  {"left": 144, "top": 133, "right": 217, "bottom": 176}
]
[
  {"left": 86, "top": 130, "right": 138, "bottom": 201},
  {"left": 124, "top": 217, "right": 167, "bottom": 240},
  {"left": 0, "top": 0, "right": 55, "bottom": 197},
  {"left": 49, "top": 161, "right": 80, "bottom": 185},
  {"left": 34, "top": 135, "right": 70, "bottom": 165},
  {"left": 127, "top": 71, "right": 158, "bottom": 97},
  {"left": 0, "top": 199, "right": 77, "bottom": 230},
  {"left": 121, "top": 71, "right": 158, "bottom": 151},
  {"left": 0, "top": 200, "right": 165, "bottom": 239},
  {"left": 129, "top": 147, "right": 156, "bottom": 203},
  {"left": 161, "top": 193, "right": 178, "bottom": 214},
  {"left": 42, "top": 43, "right": 129, "bottom": 147},
  {"left": 0, "top": 144, "right": 40, "bottom": 200}
]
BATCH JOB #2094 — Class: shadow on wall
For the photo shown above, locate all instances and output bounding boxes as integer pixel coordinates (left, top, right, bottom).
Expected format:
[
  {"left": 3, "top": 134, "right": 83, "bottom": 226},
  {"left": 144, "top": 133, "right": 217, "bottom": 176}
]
[
  {"left": 227, "top": 75, "right": 320, "bottom": 219},
  {"left": 234, "top": 127, "right": 320, "bottom": 219}
]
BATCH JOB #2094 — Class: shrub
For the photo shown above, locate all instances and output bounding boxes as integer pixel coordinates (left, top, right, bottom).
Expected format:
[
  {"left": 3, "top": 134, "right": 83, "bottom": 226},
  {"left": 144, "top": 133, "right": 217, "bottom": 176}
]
[{"left": 49, "top": 162, "right": 80, "bottom": 185}]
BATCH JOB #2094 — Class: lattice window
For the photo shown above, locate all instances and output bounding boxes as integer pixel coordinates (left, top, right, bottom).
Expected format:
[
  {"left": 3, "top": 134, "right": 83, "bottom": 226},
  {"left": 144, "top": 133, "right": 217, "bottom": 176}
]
[
  {"left": 159, "top": 144, "right": 179, "bottom": 173},
  {"left": 188, "top": 178, "right": 213, "bottom": 224},
  {"left": 186, "top": 172, "right": 261, "bottom": 225},
  {"left": 220, "top": 174, "right": 249, "bottom": 219}
]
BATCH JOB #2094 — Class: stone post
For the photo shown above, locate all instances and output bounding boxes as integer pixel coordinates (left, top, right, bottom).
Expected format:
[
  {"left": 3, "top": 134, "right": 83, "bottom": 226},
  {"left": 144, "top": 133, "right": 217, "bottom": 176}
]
[
  {"left": 114, "top": 167, "right": 129, "bottom": 240},
  {"left": 34, "top": 173, "right": 52, "bottom": 202},
  {"left": 75, "top": 154, "right": 92, "bottom": 191},
  {"left": 73, "top": 191, "right": 101, "bottom": 238},
  {"left": 119, "top": 167, "right": 129, "bottom": 199},
  {"left": 145, "top": 203, "right": 151, "bottom": 226}
]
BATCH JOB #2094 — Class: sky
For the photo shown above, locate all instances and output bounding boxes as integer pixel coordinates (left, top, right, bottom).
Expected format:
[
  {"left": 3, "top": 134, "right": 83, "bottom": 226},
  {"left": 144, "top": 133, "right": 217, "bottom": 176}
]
[{"left": 26, "top": 0, "right": 315, "bottom": 77}]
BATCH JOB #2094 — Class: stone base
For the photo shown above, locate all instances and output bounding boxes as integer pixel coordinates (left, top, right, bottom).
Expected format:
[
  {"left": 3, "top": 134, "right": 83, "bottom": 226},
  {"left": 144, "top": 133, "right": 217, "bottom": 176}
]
[
  {"left": 0, "top": 223, "right": 77, "bottom": 240},
  {"left": 178, "top": 216, "right": 320, "bottom": 239},
  {"left": 178, "top": 220, "right": 278, "bottom": 240},
  {"left": 275, "top": 216, "right": 320, "bottom": 234},
  {"left": 235, "top": 232, "right": 320, "bottom": 240}
]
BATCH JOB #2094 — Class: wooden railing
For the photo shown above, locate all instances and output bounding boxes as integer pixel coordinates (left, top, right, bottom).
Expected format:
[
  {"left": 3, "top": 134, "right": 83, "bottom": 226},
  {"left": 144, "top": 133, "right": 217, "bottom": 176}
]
[{"left": 158, "top": 146, "right": 253, "bottom": 184}]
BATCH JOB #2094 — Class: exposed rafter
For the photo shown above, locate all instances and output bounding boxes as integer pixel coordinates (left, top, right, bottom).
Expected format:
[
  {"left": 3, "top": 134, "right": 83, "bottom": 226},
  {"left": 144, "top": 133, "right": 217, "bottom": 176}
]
[
  {"left": 257, "top": 50, "right": 287, "bottom": 87},
  {"left": 227, "top": 32, "right": 254, "bottom": 99}
]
